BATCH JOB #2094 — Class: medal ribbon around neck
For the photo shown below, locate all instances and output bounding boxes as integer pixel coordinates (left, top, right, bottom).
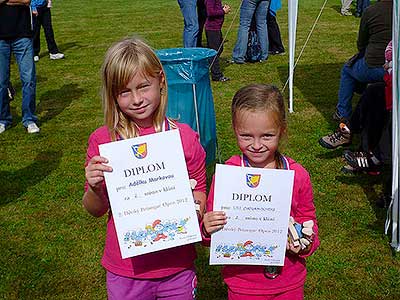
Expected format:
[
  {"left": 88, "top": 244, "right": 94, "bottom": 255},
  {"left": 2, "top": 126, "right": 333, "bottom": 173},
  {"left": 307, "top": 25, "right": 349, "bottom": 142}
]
[
  {"left": 118, "top": 117, "right": 173, "bottom": 140},
  {"left": 240, "top": 154, "right": 289, "bottom": 170}
]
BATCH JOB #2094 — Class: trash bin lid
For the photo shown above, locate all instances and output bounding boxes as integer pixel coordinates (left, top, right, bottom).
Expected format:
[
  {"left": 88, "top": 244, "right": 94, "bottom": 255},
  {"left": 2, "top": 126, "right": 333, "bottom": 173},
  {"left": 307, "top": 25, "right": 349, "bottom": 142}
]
[
  {"left": 156, "top": 48, "right": 217, "bottom": 62},
  {"left": 156, "top": 48, "right": 217, "bottom": 84}
]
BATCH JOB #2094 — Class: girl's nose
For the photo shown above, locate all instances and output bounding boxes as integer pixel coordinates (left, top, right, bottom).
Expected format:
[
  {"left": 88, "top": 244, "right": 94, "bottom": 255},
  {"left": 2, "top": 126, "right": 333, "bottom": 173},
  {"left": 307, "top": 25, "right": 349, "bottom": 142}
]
[
  {"left": 131, "top": 91, "right": 143, "bottom": 105},
  {"left": 252, "top": 139, "right": 262, "bottom": 150}
]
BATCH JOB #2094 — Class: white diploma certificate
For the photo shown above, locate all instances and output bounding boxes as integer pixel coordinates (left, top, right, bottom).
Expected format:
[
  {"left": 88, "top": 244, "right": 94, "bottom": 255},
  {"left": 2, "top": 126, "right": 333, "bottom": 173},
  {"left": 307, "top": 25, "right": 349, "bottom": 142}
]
[
  {"left": 99, "top": 130, "right": 201, "bottom": 259},
  {"left": 210, "top": 164, "right": 294, "bottom": 266}
]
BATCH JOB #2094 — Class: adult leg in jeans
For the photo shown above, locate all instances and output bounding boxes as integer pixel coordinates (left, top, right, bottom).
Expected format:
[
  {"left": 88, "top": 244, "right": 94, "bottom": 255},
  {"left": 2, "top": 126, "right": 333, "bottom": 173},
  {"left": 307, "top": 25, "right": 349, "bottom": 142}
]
[
  {"left": 356, "top": 0, "right": 370, "bottom": 15},
  {"left": 0, "top": 40, "right": 12, "bottom": 127},
  {"left": 336, "top": 56, "right": 384, "bottom": 120},
  {"left": 254, "top": 0, "right": 269, "bottom": 61},
  {"left": 39, "top": 6, "right": 59, "bottom": 54},
  {"left": 178, "top": 0, "right": 199, "bottom": 48},
  {"left": 12, "top": 38, "right": 38, "bottom": 127},
  {"left": 232, "top": 0, "right": 258, "bottom": 63}
]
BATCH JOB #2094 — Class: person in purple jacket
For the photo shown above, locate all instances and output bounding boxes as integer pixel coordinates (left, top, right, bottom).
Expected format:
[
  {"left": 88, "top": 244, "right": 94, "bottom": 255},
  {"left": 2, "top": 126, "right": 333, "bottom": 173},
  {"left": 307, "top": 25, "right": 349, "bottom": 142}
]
[{"left": 204, "top": 0, "right": 231, "bottom": 82}]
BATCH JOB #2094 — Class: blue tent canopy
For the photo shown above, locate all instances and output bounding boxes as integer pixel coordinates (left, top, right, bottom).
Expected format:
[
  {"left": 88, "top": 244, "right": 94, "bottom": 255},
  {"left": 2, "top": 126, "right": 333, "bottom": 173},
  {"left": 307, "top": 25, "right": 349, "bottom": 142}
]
[{"left": 156, "top": 48, "right": 217, "bottom": 165}]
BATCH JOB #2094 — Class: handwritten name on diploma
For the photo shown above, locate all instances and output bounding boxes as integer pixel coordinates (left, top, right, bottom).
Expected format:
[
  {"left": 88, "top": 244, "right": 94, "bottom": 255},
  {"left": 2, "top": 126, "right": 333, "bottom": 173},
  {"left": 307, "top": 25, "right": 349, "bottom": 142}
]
[
  {"left": 118, "top": 198, "right": 188, "bottom": 218},
  {"left": 114, "top": 183, "right": 177, "bottom": 200}
]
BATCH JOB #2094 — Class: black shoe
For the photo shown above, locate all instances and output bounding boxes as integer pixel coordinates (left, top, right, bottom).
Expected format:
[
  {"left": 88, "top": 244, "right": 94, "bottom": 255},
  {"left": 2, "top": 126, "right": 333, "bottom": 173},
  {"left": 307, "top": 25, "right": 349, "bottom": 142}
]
[
  {"left": 343, "top": 150, "right": 382, "bottom": 175},
  {"left": 376, "top": 194, "right": 391, "bottom": 208},
  {"left": 341, "top": 164, "right": 360, "bottom": 174},
  {"left": 228, "top": 59, "right": 245, "bottom": 64},
  {"left": 212, "top": 76, "right": 230, "bottom": 82},
  {"left": 355, "top": 12, "right": 361, "bottom": 17},
  {"left": 269, "top": 50, "right": 285, "bottom": 56}
]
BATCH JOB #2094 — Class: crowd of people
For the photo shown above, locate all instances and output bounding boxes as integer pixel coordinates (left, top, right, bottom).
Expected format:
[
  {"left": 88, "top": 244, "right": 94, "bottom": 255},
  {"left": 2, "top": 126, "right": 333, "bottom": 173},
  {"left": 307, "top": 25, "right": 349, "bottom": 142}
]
[
  {"left": 0, "top": 0, "right": 284, "bottom": 134},
  {"left": 319, "top": 0, "right": 393, "bottom": 206},
  {"left": 178, "top": 0, "right": 285, "bottom": 81}
]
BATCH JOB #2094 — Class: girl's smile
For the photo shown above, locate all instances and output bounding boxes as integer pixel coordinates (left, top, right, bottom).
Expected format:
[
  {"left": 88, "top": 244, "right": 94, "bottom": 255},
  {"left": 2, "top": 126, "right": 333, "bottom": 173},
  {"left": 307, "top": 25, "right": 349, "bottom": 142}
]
[
  {"left": 234, "top": 110, "right": 283, "bottom": 169},
  {"left": 117, "top": 72, "right": 164, "bottom": 128}
]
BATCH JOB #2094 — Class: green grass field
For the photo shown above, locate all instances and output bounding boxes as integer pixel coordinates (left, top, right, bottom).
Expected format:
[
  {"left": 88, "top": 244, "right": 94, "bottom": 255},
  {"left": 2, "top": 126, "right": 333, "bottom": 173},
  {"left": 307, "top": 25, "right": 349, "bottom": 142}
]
[{"left": 1, "top": 0, "right": 400, "bottom": 299}]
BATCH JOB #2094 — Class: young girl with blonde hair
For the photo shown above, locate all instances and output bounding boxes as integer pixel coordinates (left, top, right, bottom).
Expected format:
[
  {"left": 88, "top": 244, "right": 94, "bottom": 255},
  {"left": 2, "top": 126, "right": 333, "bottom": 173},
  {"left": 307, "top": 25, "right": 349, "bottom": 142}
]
[
  {"left": 83, "top": 37, "right": 206, "bottom": 300},
  {"left": 203, "top": 84, "right": 319, "bottom": 300}
]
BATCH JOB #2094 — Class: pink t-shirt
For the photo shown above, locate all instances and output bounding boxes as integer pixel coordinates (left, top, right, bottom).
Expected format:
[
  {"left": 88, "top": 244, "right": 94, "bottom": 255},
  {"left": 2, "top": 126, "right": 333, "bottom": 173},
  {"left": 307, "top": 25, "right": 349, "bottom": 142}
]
[
  {"left": 84, "top": 120, "right": 206, "bottom": 279},
  {"left": 203, "top": 155, "right": 320, "bottom": 295}
]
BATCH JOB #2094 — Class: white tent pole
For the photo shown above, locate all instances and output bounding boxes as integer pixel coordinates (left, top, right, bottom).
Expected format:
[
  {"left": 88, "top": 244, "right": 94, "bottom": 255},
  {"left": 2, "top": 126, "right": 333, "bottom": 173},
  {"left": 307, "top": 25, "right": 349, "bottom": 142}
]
[
  {"left": 389, "top": 0, "right": 400, "bottom": 251},
  {"left": 282, "top": 0, "right": 328, "bottom": 100},
  {"left": 288, "top": 0, "right": 298, "bottom": 113}
]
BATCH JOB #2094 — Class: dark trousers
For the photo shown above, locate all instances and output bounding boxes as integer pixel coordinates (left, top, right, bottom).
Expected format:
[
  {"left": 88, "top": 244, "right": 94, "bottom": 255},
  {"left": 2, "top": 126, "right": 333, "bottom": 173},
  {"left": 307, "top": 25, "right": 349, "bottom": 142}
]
[
  {"left": 206, "top": 30, "right": 224, "bottom": 80},
  {"left": 267, "top": 13, "right": 284, "bottom": 53},
  {"left": 197, "top": 0, "right": 207, "bottom": 47},
  {"left": 356, "top": 0, "right": 370, "bottom": 15},
  {"left": 350, "top": 82, "right": 388, "bottom": 156},
  {"left": 33, "top": 6, "right": 59, "bottom": 56}
]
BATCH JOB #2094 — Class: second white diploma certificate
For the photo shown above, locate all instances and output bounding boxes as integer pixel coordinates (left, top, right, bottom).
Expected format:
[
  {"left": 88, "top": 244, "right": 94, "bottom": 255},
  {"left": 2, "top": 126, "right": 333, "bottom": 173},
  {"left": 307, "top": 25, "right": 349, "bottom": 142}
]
[
  {"left": 210, "top": 164, "right": 294, "bottom": 266},
  {"left": 99, "top": 130, "right": 201, "bottom": 259}
]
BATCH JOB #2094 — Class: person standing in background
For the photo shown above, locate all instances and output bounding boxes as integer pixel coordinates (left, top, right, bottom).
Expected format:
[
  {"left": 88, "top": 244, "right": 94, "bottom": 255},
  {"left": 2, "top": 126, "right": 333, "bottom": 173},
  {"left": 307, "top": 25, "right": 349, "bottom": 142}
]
[
  {"left": 0, "top": 0, "right": 40, "bottom": 134},
  {"left": 204, "top": 0, "right": 231, "bottom": 82},
  {"left": 31, "top": 0, "right": 64, "bottom": 61},
  {"left": 232, "top": 0, "right": 270, "bottom": 64},
  {"left": 267, "top": 0, "right": 285, "bottom": 55}
]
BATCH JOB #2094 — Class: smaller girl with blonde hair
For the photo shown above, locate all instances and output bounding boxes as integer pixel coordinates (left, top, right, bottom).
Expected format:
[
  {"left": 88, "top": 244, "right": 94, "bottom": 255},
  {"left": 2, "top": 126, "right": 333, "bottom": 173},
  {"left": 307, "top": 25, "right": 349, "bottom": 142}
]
[
  {"left": 203, "top": 84, "right": 319, "bottom": 300},
  {"left": 83, "top": 37, "right": 206, "bottom": 300}
]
